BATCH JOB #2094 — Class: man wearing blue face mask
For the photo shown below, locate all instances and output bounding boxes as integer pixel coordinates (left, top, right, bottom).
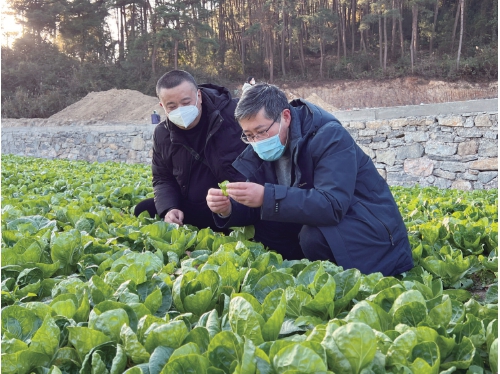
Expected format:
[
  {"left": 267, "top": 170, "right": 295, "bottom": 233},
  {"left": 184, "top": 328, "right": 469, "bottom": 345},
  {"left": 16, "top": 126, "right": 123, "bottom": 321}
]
[
  {"left": 206, "top": 83, "right": 414, "bottom": 276},
  {"left": 133, "top": 70, "right": 247, "bottom": 231}
]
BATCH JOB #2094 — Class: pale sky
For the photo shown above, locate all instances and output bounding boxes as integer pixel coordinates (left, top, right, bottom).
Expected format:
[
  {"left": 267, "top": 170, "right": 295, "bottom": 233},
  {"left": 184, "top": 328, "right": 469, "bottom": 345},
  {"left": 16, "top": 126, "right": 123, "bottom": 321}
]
[{"left": 1, "top": 0, "right": 22, "bottom": 47}]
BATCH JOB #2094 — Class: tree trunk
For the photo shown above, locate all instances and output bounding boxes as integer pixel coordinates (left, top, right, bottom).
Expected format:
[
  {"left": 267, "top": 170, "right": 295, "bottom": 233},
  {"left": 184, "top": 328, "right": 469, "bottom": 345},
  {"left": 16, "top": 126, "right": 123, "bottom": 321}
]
[
  {"left": 347, "top": 5, "right": 351, "bottom": 46},
  {"left": 299, "top": 22, "right": 306, "bottom": 75},
  {"left": 360, "top": 29, "right": 366, "bottom": 52},
  {"left": 270, "top": 31, "right": 274, "bottom": 83},
  {"left": 218, "top": 4, "right": 226, "bottom": 67},
  {"left": 241, "top": 27, "right": 246, "bottom": 75},
  {"left": 391, "top": 0, "right": 396, "bottom": 58},
  {"left": 122, "top": 6, "right": 129, "bottom": 51},
  {"left": 131, "top": 3, "right": 136, "bottom": 42},
  {"left": 378, "top": 14, "right": 382, "bottom": 68},
  {"left": 150, "top": 1, "right": 156, "bottom": 74},
  {"left": 152, "top": 44, "right": 157, "bottom": 74},
  {"left": 430, "top": 0, "right": 439, "bottom": 53},
  {"left": 119, "top": 7, "right": 125, "bottom": 61},
  {"left": 174, "top": 39, "right": 178, "bottom": 70},
  {"left": 143, "top": 1, "right": 148, "bottom": 35},
  {"left": 342, "top": 4, "right": 347, "bottom": 57},
  {"left": 383, "top": 12, "right": 388, "bottom": 72},
  {"left": 451, "top": 0, "right": 460, "bottom": 52},
  {"left": 412, "top": 5, "right": 418, "bottom": 54},
  {"left": 351, "top": 0, "right": 356, "bottom": 54},
  {"left": 398, "top": 0, "right": 404, "bottom": 56},
  {"left": 334, "top": 0, "right": 342, "bottom": 57},
  {"left": 410, "top": 4, "right": 418, "bottom": 73},
  {"left": 192, "top": 2, "right": 199, "bottom": 65},
  {"left": 281, "top": 4, "right": 286, "bottom": 77},
  {"left": 319, "top": 36, "right": 324, "bottom": 78},
  {"left": 456, "top": 0, "right": 464, "bottom": 68},
  {"left": 340, "top": 4, "right": 347, "bottom": 58}
]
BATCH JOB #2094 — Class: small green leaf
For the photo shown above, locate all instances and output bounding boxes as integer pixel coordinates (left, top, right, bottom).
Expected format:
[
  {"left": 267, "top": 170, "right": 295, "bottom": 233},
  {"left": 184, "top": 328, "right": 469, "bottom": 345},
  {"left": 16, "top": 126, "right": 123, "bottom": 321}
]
[
  {"left": 120, "top": 325, "right": 150, "bottom": 364},
  {"left": 229, "top": 296, "right": 264, "bottom": 345},
  {"left": 218, "top": 180, "right": 229, "bottom": 196},
  {"left": 144, "top": 288, "right": 163, "bottom": 314},
  {"left": 67, "top": 326, "right": 111, "bottom": 361}
]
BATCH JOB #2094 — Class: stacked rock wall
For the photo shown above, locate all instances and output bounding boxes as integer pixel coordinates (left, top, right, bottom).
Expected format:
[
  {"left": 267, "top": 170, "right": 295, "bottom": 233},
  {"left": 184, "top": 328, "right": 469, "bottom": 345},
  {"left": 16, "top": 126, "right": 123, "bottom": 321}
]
[
  {"left": 2, "top": 123, "right": 156, "bottom": 165},
  {"left": 340, "top": 113, "right": 497, "bottom": 190},
  {"left": 2, "top": 99, "right": 497, "bottom": 190}
]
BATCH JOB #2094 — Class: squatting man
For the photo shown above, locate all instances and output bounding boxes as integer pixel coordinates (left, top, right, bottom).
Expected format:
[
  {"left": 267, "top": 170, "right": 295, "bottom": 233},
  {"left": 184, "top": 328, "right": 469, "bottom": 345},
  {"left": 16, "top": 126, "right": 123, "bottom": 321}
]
[
  {"left": 133, "top": 70, "right": 246, "bottom": 232},
  {"left": 134, "top": 70, "right": 305, "bottom": 259},
  {"left": 206, "top": 83, "right": 414, "bottom": 276}
]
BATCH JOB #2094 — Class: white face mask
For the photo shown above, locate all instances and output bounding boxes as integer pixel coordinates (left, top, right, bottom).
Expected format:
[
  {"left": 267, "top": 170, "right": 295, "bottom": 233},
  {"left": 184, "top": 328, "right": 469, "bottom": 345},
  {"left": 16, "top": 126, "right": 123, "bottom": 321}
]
[{"left": 168, "top": 93, "right": 199, "bottom": 129}]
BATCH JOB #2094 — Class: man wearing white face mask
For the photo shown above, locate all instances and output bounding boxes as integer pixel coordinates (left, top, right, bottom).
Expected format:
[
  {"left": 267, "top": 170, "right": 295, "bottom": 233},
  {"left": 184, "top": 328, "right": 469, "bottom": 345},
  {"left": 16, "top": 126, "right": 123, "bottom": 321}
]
[
  {"left": 206, "top": 84, "right": 414, "bottom": 276},
  {"left": 133, "top": 70, "right": 247, "bottom": 232}
]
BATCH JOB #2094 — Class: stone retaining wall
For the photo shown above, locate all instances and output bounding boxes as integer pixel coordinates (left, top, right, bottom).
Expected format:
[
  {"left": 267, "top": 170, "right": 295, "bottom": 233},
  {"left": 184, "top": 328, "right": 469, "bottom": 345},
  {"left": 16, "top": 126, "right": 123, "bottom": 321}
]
[
  {"left": 2, "top": 100, "right": 497, "bottom": 190},
  {"left": 341, "top": 113, "right": 498, "bottom": 190},
  {"left": 2, "top": 123, "right": 156, "bottom": 165}
]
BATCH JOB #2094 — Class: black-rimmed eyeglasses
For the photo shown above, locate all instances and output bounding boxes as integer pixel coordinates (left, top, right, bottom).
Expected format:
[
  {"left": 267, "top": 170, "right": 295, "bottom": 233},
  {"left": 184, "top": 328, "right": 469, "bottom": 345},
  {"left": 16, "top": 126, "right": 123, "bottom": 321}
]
[{"left": 240, "top": 113, "right": 281, "bottom": 144}]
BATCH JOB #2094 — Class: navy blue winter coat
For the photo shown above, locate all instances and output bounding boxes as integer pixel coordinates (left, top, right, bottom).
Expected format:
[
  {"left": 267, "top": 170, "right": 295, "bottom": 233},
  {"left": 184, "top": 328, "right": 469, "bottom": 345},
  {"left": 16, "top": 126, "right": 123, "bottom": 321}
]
[{"left": 217, "top": 99, "right": 414, "bottom": 276}]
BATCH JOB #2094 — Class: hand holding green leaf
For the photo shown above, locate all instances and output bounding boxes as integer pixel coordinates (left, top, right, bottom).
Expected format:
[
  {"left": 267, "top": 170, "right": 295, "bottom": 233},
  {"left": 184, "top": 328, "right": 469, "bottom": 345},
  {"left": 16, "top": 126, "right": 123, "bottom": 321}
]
[{"left": 218, "top": 180, "right": 229, "bottom": 196}]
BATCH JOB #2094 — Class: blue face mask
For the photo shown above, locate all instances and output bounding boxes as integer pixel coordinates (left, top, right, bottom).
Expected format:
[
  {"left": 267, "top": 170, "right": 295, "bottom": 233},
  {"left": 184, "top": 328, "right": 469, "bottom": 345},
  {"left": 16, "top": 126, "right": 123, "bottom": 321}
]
[{"left": 251, "top": 122, "right": 287, "bottom": 161}]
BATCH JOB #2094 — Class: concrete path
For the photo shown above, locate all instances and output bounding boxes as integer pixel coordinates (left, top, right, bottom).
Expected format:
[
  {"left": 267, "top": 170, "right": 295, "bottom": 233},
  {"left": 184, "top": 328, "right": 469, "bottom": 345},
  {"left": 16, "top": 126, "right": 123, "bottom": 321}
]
[{"left": 334, "top": 98, "right": 498, "bottom": 122}]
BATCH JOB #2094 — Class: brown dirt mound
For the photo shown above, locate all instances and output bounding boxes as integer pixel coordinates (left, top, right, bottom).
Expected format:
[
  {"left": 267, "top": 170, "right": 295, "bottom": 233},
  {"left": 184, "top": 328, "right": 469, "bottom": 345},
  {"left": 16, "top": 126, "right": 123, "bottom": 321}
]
[
  {"left": 304, "top": 93, "right": 339, "bottom": 112},
  {"left": 49, "top": 88, "right": 163, "bottom": 123},
  {"left": 47, "top": 79, "right": 497, "bottom": 123},
  {"left": 285, "top": 91, "right": 339, "bottom": 112}
]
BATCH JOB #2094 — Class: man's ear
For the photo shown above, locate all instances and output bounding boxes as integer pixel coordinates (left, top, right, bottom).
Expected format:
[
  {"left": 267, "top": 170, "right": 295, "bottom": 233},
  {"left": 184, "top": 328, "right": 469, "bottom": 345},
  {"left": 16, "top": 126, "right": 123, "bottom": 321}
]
[
  {"left": 159, "top": 102, "right": 163, "bottom": 107},
  {"left": 283, "top": 108, "right": 292, "bottom": 124}
]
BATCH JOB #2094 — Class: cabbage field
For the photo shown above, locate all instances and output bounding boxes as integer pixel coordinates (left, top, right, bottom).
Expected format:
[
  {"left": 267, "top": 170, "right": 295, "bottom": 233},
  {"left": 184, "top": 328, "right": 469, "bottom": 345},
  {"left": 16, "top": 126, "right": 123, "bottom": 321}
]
[{"left": 1, "top": 154, "right": 498, "bottom": 374}]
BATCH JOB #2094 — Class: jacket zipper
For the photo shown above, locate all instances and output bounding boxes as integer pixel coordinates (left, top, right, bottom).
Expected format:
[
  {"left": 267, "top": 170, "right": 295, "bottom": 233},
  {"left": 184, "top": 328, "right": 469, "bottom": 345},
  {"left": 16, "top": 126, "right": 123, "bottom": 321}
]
[
  {"left": 205, "top": 116, "right": 223, "bottom": 145},
  {"left": 358, "top": 202, "right": 394, "bottom": 246},
  {"left": 184, "top": 156, "right": 194, "bottom": 197},
  {"left": 203, "top": 116, "right": 223, "bottom": 177},
  {"left": 170, "top": 111, "right": 223, "bottom": 194}
]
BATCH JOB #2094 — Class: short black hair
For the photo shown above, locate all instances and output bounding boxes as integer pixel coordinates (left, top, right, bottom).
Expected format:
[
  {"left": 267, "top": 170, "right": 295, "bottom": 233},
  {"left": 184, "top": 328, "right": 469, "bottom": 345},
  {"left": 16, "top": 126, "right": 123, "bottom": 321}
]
[
  {"left": 156, "top": 70, "right": 198, "bottom": 96},
  {"left": 246, "top": 76, "right": 254, "bottom": 83},
  {"left": 235, "top": 83, "right": 289, "bottom": 122}
]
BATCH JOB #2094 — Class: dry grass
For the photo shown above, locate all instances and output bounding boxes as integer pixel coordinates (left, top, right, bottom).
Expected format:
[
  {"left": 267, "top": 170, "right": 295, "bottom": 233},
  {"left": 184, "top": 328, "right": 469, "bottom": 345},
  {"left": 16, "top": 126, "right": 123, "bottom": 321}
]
[{"left": 280, "top": 77, "right": 498, "bottom": 110}]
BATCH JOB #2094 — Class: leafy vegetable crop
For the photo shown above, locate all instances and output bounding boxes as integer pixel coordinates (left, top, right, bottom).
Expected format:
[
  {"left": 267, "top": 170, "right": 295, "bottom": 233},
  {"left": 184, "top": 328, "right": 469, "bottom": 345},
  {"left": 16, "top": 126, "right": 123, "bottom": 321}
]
[
  {"left": 218, "top": 181, "right": 229, "bottom": 196},
  {"left": 1, "top": 155, "right": 498, "bottom": 374}
]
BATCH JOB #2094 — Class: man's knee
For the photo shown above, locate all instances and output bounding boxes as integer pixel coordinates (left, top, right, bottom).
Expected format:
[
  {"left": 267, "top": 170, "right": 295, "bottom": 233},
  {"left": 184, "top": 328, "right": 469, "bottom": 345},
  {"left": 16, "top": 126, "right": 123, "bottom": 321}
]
[
  {"left": 299, "top": 226, "right": 336, "bottom": 262},
  {"left": 134, "top": 198, "right": 157, "bottom": 218}
]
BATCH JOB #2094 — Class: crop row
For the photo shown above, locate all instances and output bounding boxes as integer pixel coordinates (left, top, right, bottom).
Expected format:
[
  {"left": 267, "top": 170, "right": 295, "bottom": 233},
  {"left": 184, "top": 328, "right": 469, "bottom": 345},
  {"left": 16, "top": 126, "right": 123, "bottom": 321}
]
[{"left": 1, "top": 155, "right": 498, "bottom": 374}]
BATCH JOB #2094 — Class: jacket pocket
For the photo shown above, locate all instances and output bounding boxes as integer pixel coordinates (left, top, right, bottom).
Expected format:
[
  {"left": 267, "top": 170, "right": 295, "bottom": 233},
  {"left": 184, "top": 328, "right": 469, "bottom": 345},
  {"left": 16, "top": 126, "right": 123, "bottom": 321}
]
[{"left": 356, "top": 201, "right": 394, "bottom": 246}]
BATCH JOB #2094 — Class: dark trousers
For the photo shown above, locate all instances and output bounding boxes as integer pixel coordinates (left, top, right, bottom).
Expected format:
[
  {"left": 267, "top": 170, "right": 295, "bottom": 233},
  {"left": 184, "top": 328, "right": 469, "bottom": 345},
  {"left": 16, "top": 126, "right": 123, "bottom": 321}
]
[
  {"left": 134, "top": 198, "right": 159, "bottom": 218},
  {"left": 134, "top": 198, "right": 229, "bottom": 234},
  {"left": 299, "top": 225, "right": 336, "bottom": 262},
  {"left": 253, "top": 223, "right": 336, "bottom": 262}
]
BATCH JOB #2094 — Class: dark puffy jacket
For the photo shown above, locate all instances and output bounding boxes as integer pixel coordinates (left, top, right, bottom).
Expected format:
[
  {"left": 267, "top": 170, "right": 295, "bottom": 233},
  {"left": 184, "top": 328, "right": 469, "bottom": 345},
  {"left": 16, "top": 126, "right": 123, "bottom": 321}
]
[
  {"left": 218, "top": 99, "right": 414, "bottom": 276},
  {"left": 152, "top": 84, "right": 247, "bottom": 217}
]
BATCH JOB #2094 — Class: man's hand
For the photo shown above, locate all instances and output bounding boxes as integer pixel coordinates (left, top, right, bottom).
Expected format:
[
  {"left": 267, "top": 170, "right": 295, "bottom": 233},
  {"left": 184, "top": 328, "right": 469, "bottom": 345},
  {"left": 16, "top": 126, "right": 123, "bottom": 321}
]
[
  {"left": 206, "top": 188, "right": 232, "bottom": 216},
  {"left": 165, "top": 209, "right": 184, "bottom": 225},
  {"left": 226, "top": 182, "right": 264, "bottom": 208}
]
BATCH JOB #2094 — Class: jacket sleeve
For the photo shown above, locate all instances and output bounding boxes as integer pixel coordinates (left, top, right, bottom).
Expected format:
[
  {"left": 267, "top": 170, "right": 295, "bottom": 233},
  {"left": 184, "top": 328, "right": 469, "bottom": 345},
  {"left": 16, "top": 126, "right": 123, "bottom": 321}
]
[
  {"left": 261, "top": 121, "right": 357, "bottom": 226},
  {"left": 212, "top": 101, "right": 249, "bottom": 183},
  {"left": 213, "top": 200, "right": 261, "bottom": 228},
  {"left": 151, "top": 126, "right": 182, "bottom": 217}
]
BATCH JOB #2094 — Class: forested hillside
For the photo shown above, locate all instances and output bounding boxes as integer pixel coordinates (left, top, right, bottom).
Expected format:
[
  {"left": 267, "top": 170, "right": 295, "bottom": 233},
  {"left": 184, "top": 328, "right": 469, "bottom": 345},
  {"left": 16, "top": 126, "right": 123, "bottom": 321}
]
[{"left": 1, "top": 0, "right": 497, "bottom": 118}]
